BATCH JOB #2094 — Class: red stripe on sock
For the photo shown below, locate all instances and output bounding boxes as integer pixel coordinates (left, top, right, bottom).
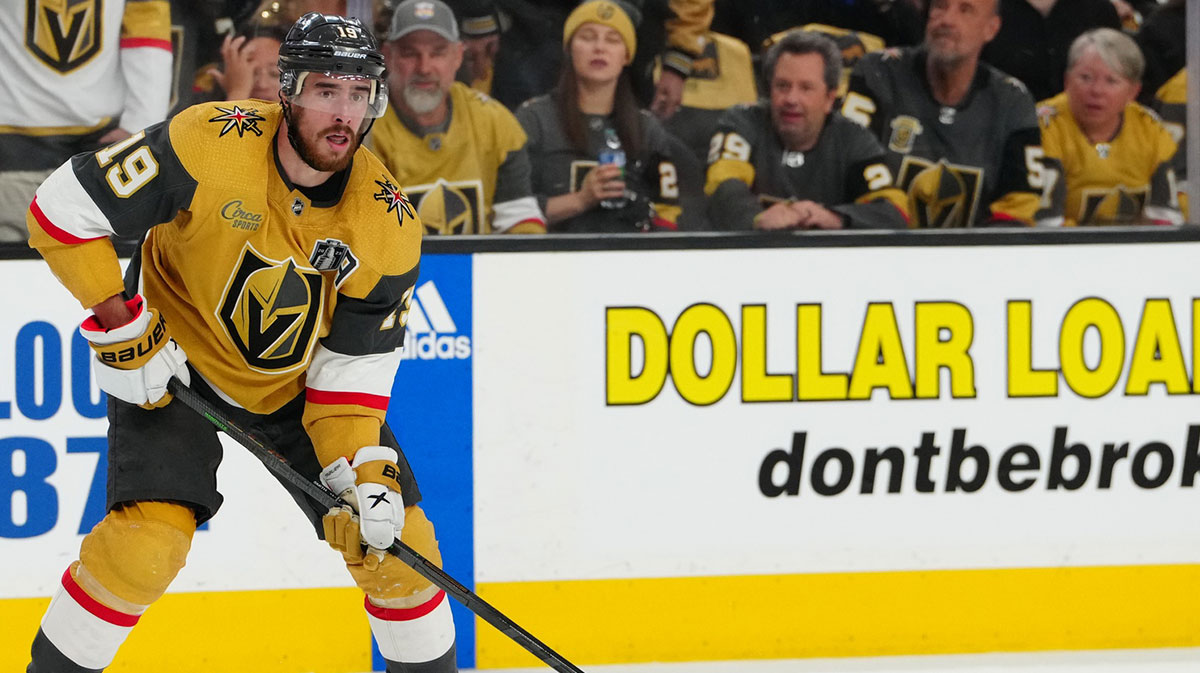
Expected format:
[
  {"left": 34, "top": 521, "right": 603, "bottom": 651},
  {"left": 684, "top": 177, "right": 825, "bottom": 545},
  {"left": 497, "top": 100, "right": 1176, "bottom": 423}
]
[
  {"left": 61, "top": 569, "right": 140, "bottom": 627},
  {"left": 364, "top": 590, "right": 446, "bottom": 622}
]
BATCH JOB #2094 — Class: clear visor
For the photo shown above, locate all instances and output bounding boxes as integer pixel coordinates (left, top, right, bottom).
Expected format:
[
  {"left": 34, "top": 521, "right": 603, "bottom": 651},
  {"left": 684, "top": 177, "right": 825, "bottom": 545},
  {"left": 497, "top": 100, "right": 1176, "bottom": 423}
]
[{"left": 287, "top": 72, "right": 389, "bottom": 119}]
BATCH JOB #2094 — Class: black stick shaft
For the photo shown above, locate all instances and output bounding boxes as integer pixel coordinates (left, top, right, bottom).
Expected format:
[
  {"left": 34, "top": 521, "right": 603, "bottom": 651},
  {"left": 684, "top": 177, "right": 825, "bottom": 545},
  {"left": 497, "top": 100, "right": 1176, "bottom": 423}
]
[{"left": 166, "top": 378, "right": 584, "bottom": 673}]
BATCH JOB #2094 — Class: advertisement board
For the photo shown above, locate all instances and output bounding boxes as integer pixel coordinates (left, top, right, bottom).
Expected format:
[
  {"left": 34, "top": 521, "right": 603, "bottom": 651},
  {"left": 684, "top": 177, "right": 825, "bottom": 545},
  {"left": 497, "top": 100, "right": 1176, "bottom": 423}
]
[{"left": 470, "top": 243, "right": 1200, "bottom": 666}]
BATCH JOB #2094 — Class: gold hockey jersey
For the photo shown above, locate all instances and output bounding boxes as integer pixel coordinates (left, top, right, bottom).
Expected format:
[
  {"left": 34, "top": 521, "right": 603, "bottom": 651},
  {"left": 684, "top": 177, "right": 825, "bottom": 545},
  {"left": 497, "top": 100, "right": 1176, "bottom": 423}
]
[
  {"left": 1036, "top": 92, "right": 1182, "bottom": 226},
  {"left": 368, "top": 83, "right": 544, "bottom": 234},
  {"left": 28, "top": 101, "right": 422, "bottom": 467}
]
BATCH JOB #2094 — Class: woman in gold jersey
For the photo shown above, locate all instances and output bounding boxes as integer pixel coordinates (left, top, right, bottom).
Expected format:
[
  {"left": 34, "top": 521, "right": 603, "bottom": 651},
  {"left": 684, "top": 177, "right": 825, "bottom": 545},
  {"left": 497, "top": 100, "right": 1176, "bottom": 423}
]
[{"left": 1035, "top": 28, "right": 1183, "bottom": 226}]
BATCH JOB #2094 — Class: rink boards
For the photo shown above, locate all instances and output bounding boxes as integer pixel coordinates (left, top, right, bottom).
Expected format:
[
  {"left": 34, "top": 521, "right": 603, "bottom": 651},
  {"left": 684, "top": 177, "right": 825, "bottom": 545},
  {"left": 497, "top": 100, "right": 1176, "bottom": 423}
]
[{"left": 2, "top": 235, "right": 1200, "bottom": 671}]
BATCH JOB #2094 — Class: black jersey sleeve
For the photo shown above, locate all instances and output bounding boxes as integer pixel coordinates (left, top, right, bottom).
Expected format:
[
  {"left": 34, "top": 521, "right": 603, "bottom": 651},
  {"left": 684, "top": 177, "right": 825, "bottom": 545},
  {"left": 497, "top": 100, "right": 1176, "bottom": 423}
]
[{"left": 704, "top": 104, "right": 763, "bottom": 230}]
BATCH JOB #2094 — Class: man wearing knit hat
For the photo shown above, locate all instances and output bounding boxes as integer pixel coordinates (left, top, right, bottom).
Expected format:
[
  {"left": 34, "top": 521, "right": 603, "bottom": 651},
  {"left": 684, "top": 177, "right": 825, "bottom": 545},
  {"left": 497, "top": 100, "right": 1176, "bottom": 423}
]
[{"left": 370, "top": 0, "right": 546, "bottom": 234}]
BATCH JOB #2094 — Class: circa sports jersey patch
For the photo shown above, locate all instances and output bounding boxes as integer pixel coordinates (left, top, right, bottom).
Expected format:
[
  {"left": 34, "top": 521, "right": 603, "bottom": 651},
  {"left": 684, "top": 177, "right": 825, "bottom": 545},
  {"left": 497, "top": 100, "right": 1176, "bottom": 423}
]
[
  {"left": 373, "top": 177, "right": 415, "bottom": 226},
  {"left": 25, "top": 0, "right": 102, "bottom": 74},
  {"left": 220, "top": 200, "right": 264, "bottom": 231},
  {"left": 216, "top": 244, "right": 324, "bottom": 374},
  {"left": 209, "top": 105, "right": 266, "bottom": 138},
  {"left": 309, "top": 238, "right": 359, "bottom": 288}
]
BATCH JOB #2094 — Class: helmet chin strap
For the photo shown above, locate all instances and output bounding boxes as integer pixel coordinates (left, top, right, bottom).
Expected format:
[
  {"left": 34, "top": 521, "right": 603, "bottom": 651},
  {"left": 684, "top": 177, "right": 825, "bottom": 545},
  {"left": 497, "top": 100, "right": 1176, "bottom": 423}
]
[{"left": 281, "top": 98, "right": 306, "bottom": 162}]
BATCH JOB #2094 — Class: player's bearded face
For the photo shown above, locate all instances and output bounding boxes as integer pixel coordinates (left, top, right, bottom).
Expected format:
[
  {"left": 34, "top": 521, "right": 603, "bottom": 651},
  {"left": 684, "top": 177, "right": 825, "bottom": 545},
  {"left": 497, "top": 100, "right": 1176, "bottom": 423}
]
[{"left": 289, "top": 102, "right": 362, "bottom": 172}]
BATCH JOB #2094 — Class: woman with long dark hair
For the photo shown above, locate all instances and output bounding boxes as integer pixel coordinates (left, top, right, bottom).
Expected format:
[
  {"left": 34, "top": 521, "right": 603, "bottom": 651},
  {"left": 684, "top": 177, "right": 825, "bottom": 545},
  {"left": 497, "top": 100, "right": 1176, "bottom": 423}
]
[{"left": 516, "top": 0, "right": 702, "bottom": 232}]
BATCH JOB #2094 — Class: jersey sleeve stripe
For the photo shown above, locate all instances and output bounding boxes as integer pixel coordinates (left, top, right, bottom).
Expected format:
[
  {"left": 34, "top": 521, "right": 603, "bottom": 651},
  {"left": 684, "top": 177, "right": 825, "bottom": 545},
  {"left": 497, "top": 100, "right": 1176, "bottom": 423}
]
[
  {"left": 33, "top": 163, "right": 118, "bottom": 240},
  {"left": 61, "top": 569, "right": 141, "bottom": 627},
  {"left": 305, "top": 388, "right": 390, "bottom": 410},
  {"left": 30, "top": 197, "right": 106, "bottom": 244},
  {"left": 306, "top": 344, "right": 402, "bottom": 399},
  {"left": 120, "top": 37, "right": 172, "bottom": 51}
]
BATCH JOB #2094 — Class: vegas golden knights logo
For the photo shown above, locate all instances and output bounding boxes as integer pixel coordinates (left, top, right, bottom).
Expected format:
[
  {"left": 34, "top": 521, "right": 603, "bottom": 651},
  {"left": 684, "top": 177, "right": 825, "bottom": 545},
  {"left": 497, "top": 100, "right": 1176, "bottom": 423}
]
[
  {"left": 218, "top": 245, "right": 324, "bottom": 372},
  {"left": 408, "top": 179, "right": 484, "bottom": 235},
  {"left": 26, "top": 0, "right": 103, "bottom": 74},
  {"left": 1079, "top": 185, "right": 1148, "bottom": 225},
  {"left": 899, "top": 157, "right": 983, "bottom": 228}
]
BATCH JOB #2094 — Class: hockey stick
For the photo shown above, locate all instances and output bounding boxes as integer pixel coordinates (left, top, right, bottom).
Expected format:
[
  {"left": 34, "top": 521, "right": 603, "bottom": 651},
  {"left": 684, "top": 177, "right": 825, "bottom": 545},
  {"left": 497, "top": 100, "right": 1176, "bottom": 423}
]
[{"left": 165, "top": 378, "right": 585, "bottom": 673}]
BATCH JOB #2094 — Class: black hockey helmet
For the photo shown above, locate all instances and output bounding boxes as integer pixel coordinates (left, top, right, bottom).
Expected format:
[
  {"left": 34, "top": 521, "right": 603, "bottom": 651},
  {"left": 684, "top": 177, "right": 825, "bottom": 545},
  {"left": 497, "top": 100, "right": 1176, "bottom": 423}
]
[{"left": 278, "top": 12, "right": 388, "bottom": 118}]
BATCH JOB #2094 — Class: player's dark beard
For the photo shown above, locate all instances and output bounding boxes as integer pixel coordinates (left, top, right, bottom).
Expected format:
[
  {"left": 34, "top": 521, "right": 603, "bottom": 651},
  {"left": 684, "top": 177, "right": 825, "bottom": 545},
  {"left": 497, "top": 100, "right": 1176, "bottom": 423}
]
[{"left": 285, "top": 105, "right": 362, "bottom": 173}]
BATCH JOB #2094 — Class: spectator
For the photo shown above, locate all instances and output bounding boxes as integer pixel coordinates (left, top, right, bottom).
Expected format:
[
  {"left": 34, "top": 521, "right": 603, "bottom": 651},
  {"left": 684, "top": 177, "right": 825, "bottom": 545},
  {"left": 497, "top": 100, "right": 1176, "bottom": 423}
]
[
  {"left": 516, "top": 0, "right": 704, "bottom": 232},
  {"left": 485, "top": 0, "right": 715, "bottom": 120},
  {"left": 660, "top": 31, "right": 759, "bottom": 164},
  {"left": 1151, "top": 67, "right": 1187, "bottom": 215},
  {"left": 764, "top": 23, "right": 887, "bottom": 103},
  {"left": 705, "top": 30, "right": 909, "bottom": 230},
  {"left": 370, "top": 0, "right": 546, "bottom": 233},
  {"left": 842, "top": 0, "right": 1046, "bottom": 227},
  {"left": 209, "top": 26, "right": 289, "bottom": 101},
  {"left": 1035, "top": 28, "right": 1183, "bottom": 226},
  {"left": 981, "top": 0, "right": 1121, "bottom": 103},
  {"left": 167, "top": 0, "right": 227, "bottom": 115},
  {"left": 442, "top": 0, "right": 504, "bottom": 91},
  {"left": 0, "top": 0, "right": 173, "bottom": 243},
  {"left": 1135, "top": 0, "right": 1184, "bottom": 106}
]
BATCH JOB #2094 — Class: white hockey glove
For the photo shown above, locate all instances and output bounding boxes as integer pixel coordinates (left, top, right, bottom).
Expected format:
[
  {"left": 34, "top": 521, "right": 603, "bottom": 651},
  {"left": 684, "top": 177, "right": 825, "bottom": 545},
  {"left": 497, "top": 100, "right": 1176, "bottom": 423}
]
[
  {"left": 320, "top": 446, "right": 405, "bottom": 566},
  {"left": 80, "top": 295, "right": 190, "bottom": 409}
]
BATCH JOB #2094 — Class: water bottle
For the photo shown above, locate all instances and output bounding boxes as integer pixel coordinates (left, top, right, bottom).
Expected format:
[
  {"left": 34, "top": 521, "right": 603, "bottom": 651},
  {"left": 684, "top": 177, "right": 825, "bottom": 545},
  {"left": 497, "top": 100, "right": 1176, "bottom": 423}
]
[{"left": 598, "top": 128, "right": 628, "bottom": 209}]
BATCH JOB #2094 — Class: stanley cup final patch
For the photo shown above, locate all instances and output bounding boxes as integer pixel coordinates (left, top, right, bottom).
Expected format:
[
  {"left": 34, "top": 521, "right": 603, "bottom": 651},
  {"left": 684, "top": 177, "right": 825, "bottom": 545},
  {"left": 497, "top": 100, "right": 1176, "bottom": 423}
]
[{"left": 310, "top": 238, "right": 359, "bottom": 288}]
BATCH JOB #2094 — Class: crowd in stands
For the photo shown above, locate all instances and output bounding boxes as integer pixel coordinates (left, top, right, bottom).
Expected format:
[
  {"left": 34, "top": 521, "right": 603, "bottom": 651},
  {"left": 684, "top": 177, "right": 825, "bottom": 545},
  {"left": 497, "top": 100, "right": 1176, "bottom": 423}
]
[{"left": 0, "top": 0, "right": 1191, "bottom": 241}]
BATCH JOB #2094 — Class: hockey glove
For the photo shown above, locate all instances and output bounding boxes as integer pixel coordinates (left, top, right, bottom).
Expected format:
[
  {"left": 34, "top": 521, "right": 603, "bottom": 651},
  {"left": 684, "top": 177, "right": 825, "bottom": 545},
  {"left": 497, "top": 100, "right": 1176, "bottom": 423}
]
[
  {"left": 320, "top": 446, "right": 405, "bottom": 562},
  {"left": 80, "top": 295, "right": 190, "bottom": 409}
]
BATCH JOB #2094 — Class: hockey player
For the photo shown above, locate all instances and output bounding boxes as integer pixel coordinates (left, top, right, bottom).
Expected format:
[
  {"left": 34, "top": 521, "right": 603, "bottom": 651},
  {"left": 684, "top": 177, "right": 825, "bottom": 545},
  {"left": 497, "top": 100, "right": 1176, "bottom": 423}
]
[
  {"left": 841, "top": 0, "right": 1047, "bottom": 228},
  {"left": 705, "top": 30, "right": 909, "bottom": 231},
  {"left": 371, "top": 0, "right": 546, "bottom": 235},
  {"left": 0, "top": 0, "right": 172, "bottom": 242},
  {"left": 25, "top": 13, "right": 457, "bottom": 673},
  {"left": 516, "top": 0, "right": 704, "bottom": 232},
  {"left": 1035, "top": 28, "right": 1183, "bottom": 226}
]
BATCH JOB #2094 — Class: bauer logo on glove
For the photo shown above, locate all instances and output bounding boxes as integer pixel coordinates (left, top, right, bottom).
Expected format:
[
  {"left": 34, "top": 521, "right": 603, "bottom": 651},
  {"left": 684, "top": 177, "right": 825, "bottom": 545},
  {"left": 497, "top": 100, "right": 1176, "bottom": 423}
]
[
  {"left": 80, "top": 295, "right": 191, "bottom": 409},
  {"left": 96, "top": 311, "right": 168, "bottom": 365}
]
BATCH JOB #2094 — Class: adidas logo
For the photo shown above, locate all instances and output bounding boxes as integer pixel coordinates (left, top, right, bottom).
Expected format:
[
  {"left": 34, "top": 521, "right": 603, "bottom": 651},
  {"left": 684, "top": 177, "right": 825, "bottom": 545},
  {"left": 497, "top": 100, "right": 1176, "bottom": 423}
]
[{"left": 401, "top": 281, "right": 471, "bottom": 360}]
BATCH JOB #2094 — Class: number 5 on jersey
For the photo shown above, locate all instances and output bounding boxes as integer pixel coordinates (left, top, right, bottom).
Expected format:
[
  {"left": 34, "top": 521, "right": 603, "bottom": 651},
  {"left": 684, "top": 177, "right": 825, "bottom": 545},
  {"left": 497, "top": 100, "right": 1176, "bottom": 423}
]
[{"left": 95, "top": 130, "right": 160, "bottom": 198}]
